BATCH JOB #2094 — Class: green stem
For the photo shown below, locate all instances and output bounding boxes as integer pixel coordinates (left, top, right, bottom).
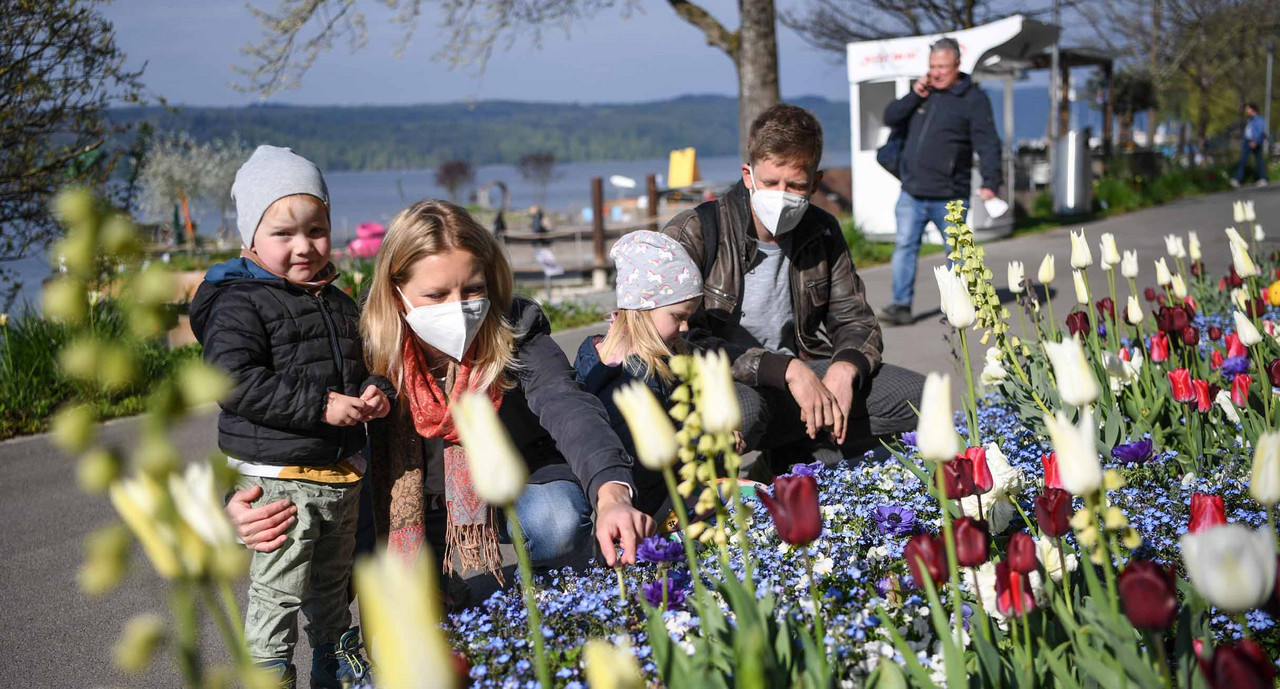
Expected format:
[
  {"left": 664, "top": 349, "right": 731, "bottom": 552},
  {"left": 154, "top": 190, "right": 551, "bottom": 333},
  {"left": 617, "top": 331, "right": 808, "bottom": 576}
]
[
  {"left": 802, "top": 548, "right": 829, "bottom": 679},
  {"left": 615, "top": 567, "right": 626, "bottom": 600},
  {"left": 204, "top": 587, "right": 251, "bottom": 671},
  {"left": 723, "top": 449, "right": 758, "bottom": 595},
  {"left": 958, "top": 329, "right": 980, "bottom": 445},
  {"left": 1147, "top": 629, "right": 1174, "bottom": 689},
  {"left": 169, "top": 583, "right": 203, "bottom": 687},
  {"left": 1237, "top": 612, "right": 1253, "bottom": 639},
  {"left": 508, "top": 511, "right": 553, "bottom": 689},
  {"left": 1094, "top": 498, "right": 1121, "bottom": 619},
  {"left": 661, "top": 568, "right": 669, "bottom": 612},
  {"left": 1057, "top": 538, "right": 1075, "bottom": 616},
  {"left": 935, "top": 466, "right": 966, "bottom": 645},
  {"left": 663, "top": 466, "right": 713, "bottom": 619},
  {"left": 1044, "top": 285, "right": 1058, "bottom": 342},
  {"left": 969, "top": 566, "right": 990, "bottom": 641}
]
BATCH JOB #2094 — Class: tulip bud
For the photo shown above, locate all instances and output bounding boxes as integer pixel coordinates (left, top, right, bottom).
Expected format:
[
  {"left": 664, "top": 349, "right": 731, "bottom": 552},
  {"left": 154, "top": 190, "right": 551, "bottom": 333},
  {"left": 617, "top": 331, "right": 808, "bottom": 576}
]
[
  {"left": 1035, "top": 488, "right": 1072, "bottom": 537},
  {"left": 758, "top": 475, "right": 822, "bottom": 546},
  {"left": 904, "top": 533, "right": 947, "bottom": 586},
  {"left": 1188, "top": 231, "right": 1202, "bottom": 261},
  {"left": 1065, "top": 311, "right": 1089, "bottom": 337},
  {"left": 1209, "top": 326, "right": 1223, "bottom": 341},
  {"left": 694, "top": 349, "right": 741, "bottom": 433},
  {"left": 1181, "top": 325, "right": 1200, "bottom": 347},
  {"left": 1118, "top": 560, "right": 1178, "bottom": 630},
  {"left": 1126, "top": 295, "right": 1144, "bottom": 325},
  {"left": 1044, "top": 336, "right": 1099, "bottom": 407},
  {"left": 916, "top": 373, "right": 960, "bottom": 462},
  {"left": 1181, "top": 524, "right": 1277, "bottom": 613},
  {"left": 1038, "top": 254, "right": 1056, "bottom": 284},
  {"left": 1072, "top": 270, "right": 1089, "bottom": 305},
  {"left": 1170, "top": 274, "right": 1188, "bottom": 299},
  {"left": 953, "top": 517, "right": 990, "bottom": 567},
  {"left": 1245, "top": 200, "right": 1257, "bottom": 222},
  {"left": 113, "top": 614, "right": 167, "bottom": 674},
  {"left": 1228, "top": 229, "right": 1259, "bottom": 278},
  {"left": 1007, "top": 532, "right": 1038, "bottom": 573},
  {"left": 1234, "top": 202, "right": 1246, "bottom": 224},
  {"left": 613, "top": 381, "right": 679, "bottom": 470},
  {"left": 1007, "top": 261, "right": 1025, "bottom": 294},
  {"left": 995, "top": 561, "right": 1036, "bottom": 616},
  {"left": 1234, "top": 310, "right": 1263, "bottom": 346},
  {"left": 934, "top": 265, "right": 976, "bottom": 329},
  {"left": 584, "top": 640, "right": 645, "bottom": 689},
  {"left": 353, "top": 549, "right": 458, "bottom": 689},
  {"left": 452, "top": 392, "right": 529, "bottom": 507},
  {"left": 1251, "top": 431, "right": 1280, "bottom": 507},
  {"left": 1070, "top": 229, "right": 1093, "bottom": 269},
  {"left": 1199, "top": 639, "right": 1277, "bottom": 689},
  {"left": 1154, "top": 258, "right": 1173, "bottom": 286},
  {"left": 1099, "top": 233, "right": 1121, "bottom": 267},
  {"left": 1188, "top": 493, "right": 1227, "bottom": 534},
  {"left": 1120, "top": 250, "right": 1139, "bottom": 278},
  {"left": 1043, "top": 408, "right": 1102, "bottom": 495}
]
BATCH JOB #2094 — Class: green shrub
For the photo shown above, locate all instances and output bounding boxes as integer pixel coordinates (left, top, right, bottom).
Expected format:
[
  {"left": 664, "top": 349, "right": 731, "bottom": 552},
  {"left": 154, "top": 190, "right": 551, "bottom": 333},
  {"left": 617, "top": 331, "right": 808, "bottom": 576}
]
[{"left": 539, "top": 299, "right": 605, "bottom": 331}]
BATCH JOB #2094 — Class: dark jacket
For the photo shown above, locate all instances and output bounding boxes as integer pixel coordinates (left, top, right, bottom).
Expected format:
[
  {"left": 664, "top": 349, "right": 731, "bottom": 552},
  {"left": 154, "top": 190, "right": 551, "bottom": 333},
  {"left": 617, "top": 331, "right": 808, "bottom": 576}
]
[
  {"left": 660, "top": 181, "right": 883, "bottom": 390},
  {"left": 885, "top": 73, "right": 1002, "bottom": 200},
  {"left": 572, "top": 335, "right": 669, "bottom": 515},
  {"left": 367, "top": 296, "right": 635, "bottom": 514},
  {"left": 189, "top": 258, "right": 394, "bottom": 467}
]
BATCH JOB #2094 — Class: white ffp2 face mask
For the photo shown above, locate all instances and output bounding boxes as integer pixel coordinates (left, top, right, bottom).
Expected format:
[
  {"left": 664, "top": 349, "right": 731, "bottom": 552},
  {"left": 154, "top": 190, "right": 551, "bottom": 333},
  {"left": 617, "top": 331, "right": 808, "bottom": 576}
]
[
  {"left": 748, "top": 166, "right": 810, "bottom": 236},
  {"left": 397, "top": 287, "right": 490, "bottom": 361}
]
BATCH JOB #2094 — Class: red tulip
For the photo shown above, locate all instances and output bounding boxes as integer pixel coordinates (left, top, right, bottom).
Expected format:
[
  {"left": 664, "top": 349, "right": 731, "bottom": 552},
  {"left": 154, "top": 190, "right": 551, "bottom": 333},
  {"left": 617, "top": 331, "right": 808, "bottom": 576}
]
[
  {"left": 995, "top": 561, "right": 1035, "bottom": 617},
  {"left": 904, "top": 533, "right": 947, "bottom": 587},
  {"left": 1119, "top": 347, "right": 1131, "bottom": 361},
  {"left": 1181, "top": 325, "right": 1200, "bottom": 347},
  {"left": 1183, "top": 300, "right": 1197, "bottom": 319},
  {"left": 1188, "top": 493, "right": 1226, "bottom": 534},
  {"left": 1168, "top": 369, "right": 1195, "bottom": 403},
  {"left": 1095, "top": 297, "right": 1116, "bottom": 322},
  {"left": 1144, "top": 287, "right": 1158, "bottom": 302},
  {"left": 1192, "top": 379, "right": 1211, "bottom": 412},
  {"left": 1226, "top": 333, "right": 1247, "bottom": 358},
  {"left": 1065, "top": 311, "right": 1090, "bottom": 338},
  {"left": 942, "top": 459, "right": 977, "bottom": 499},
  {"left": 1232, "top": 374, "right": 1252, "bottom": 407},
  {"left": 952, "top": 517, "right": 990, "bottom": 567},
  {"left": 1211, "top": 350, "right": 1225, "bottom": 369},
  {"left": 1119, "top": 560, "right": 1179, "bottom": 629},
  {"left": 1264, "top": 554, "right": 1280, "bottom": 618},
  {"left": 1197, "top": 640, "right": 1276, "bottom": 689},
  {"left": 1226, "top": 266, "right": 1244, "bottom": 289},
  {"left": 1007, "top": 532, "right": 1038, "bottom": 574},
  {"left": 1041, "top": 452, "right": 1062, "bottom": 490},
  {"left": 1157, "top": 306, "right": 1191, "bottom": 334},
  {"left": 1209, "top": 326, "right": 1223, "bottom": 341},
  {"left": 1035, "top": 488, "right": 1072, "bottom": 538},
  {"left": 759, "top": 475, "right": 822, "bottom": 546},
  {"left": 1149, "top": 332, "right": 1170, "bottom": 363},
  {"left": 1219, "top": 278, "right": 1227, "bottom": 292},
  {"left": 1267, "top": 359, "right": 1280, "bottom": 388},
  {"left": 959, "top": 446, "right": 993, "bottom": 494}
]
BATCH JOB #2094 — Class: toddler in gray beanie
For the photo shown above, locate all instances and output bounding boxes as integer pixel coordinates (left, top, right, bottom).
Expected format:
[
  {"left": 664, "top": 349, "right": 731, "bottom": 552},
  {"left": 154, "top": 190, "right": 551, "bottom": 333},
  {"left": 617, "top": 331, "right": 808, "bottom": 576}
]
[
  {"left": 231, "top": 145, "right": 330, "bottom": 247},
  {"left": 611, "top": 230, "right": 702, "bottom": 309}
]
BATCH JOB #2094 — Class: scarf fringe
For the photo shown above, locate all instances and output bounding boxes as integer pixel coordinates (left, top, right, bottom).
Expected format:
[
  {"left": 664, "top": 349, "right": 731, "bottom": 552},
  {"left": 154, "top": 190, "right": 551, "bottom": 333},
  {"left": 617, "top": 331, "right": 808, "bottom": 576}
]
[{"left": 444, "top": 506, "right": 504, "bottom": 587}]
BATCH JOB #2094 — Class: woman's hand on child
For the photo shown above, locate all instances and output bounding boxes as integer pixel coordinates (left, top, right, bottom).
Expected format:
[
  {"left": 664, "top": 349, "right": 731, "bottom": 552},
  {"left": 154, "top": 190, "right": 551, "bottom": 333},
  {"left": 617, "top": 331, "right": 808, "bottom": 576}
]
[
  {"left": 226, "top": 485, "right": 296, "bottom": 552},
  {"left": 324, "top": 391, "right": 369, "bottom": 427},
  {"left": 359, "top": 385, "right": 391, "bottom": 421}
]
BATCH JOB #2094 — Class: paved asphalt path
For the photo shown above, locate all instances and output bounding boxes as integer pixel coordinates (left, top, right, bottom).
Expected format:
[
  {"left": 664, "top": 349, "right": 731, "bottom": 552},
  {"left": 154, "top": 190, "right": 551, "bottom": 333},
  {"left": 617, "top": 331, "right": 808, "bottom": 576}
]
[{"left": 3, "top": 184, "right": 1278, "bottom": 686}]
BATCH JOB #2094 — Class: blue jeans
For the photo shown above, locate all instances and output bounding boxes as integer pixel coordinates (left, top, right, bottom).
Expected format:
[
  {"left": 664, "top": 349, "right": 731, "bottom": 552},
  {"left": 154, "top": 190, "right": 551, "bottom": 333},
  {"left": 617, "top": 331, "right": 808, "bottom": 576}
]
[
  {"left": 1236, "top": 143, "right": 1269, "bottom": 183},
  {"left": 500, "top": 480, "right": 594, "bottom": 566},
  {"left": 890, "top": 191, "right": 962, "bottom": 307}
]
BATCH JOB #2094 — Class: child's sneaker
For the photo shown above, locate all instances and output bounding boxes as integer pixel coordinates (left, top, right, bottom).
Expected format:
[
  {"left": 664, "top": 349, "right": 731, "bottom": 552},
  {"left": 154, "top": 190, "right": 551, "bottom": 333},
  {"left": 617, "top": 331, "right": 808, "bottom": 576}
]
[
  {"left": 253, "top": 659, "right": 297, "bottom": 689},
  {"left": 311, "top": 627, "right": 374, "bottom": 689}
]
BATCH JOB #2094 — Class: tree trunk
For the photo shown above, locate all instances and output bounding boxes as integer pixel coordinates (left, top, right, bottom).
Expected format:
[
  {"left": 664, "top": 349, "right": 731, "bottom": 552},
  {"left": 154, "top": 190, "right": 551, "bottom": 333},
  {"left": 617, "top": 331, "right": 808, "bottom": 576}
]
[{"left": 736, "top": 0, "right": 781, "bottom": 160}]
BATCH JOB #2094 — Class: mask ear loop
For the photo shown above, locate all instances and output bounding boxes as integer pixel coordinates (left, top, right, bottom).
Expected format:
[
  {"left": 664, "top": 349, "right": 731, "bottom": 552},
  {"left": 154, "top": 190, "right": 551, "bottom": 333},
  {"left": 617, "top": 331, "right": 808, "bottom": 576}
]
[{"left": 394, "top": 286, "right": 416, "bottom": 313}]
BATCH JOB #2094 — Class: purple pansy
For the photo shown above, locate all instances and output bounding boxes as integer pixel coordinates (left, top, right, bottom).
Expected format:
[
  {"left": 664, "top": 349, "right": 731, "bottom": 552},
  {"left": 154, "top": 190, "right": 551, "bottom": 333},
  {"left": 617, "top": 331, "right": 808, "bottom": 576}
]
[
  {"left": 1111, "top": 438, "right": 1154, "bottom": 465},
  {"left": 900, "top": 431, "right": 918, "bottom": 447},
  {"left": 790, "top": 461, "right": 824, "bottom": 478},
  {"left": 636, "top": 536, "right": 684, "bottom": 564},
  {"left": 1220, "top": 356, "right": 1251, "bottom": 376},
  {"left": 871, "top": 505, "right": 917, "bottom": 536},
  {"left": 642, "top": 573, "right": 688, "bottom": 609}
]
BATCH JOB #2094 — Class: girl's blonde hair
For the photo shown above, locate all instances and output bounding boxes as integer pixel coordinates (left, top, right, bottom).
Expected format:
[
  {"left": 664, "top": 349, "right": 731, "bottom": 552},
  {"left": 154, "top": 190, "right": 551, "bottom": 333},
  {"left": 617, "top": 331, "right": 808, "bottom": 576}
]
[
  {"left": 361, "top": 200, "right": 517, "bottom": 393},
  {"left": 597, "top": 309, "right": 684, "bottom": 384}
]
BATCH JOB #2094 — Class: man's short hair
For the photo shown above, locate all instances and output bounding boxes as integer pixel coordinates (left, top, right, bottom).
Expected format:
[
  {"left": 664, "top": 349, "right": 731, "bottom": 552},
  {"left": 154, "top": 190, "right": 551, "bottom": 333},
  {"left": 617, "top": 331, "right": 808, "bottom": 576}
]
[
  {"left": 1246, "top": 102, "right": 1259, "bottom": 113},
  {"left": 930, "top": 37, "right": 961, "bottom": 63},
  {"left": 747, "top": 103, "right": 824, "bottom": 172}
]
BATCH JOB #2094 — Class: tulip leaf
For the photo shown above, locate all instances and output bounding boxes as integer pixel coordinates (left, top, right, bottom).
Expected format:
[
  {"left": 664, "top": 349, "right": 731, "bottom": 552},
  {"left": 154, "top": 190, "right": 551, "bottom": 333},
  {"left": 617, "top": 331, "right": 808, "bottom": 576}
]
[
  {"left": 866, "top": 660, "right": 909, "bottom": 689},
  {"left": 916, "top": 573, "right": 967, "bottom": 689},
  {"left": 968, "top": 617, "right": 1006, "bottom": 688},
  {"left": 1039, "top": 639, "right": 1085, "bottom": 689}
]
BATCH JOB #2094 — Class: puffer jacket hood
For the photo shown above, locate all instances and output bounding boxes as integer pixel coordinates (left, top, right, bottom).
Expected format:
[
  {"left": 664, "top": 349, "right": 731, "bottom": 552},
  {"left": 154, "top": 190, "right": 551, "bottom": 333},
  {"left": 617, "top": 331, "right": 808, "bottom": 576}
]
[{"left": 189, "top": 258, "right": 284, "bottom": 342}]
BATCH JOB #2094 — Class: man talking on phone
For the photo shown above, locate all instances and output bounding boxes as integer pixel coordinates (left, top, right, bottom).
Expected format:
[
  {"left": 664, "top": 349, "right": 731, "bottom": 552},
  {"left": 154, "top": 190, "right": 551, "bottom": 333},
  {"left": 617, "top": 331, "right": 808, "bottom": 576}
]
[{"left": 877, "top": 37, "right": 1002, "bottom": 326}]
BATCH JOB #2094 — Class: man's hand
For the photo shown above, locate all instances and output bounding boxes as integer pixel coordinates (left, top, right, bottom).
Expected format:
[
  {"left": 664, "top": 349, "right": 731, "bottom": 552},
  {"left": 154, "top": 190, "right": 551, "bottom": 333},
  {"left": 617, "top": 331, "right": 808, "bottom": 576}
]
[
  {"left": 360, "top": 385, "right": 391, "bottom": 421},
  {"left": 786, "top": 359, "right": 843, "bottom": 440},
  {"left": 226, "top": 485, "right": 296, "bottom": 552},
  {"left": 822, "top": 362, "right": 858, "bottom": 445},
  {"left": 912, "top": 76, "right": 931, "bottom": 98},
  {"left": 594, "top": 483, "right": 655, "bottom": 566},
  {"left": 324, "top": 392, "right": 369, "bottom": 427},
  {"left": 1250, "top": 141, "right": 1259, "bottom": 150},
  {"left": 979, "top": 188, "right": 997, "bottom": 201}
]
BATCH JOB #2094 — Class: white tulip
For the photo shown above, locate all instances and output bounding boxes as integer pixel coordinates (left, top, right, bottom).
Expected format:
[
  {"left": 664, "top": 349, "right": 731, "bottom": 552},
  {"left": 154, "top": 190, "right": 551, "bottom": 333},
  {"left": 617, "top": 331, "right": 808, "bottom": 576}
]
[
  {"left": 1070, "top": 229, "right": 1093, "bottom": 269},
  {"left": 168, "top": 462, "right": 236, "bottom": 547},
  {"left": 1245, "top": 200, "right": 1257, "bottom": 222},
  {"left": 695, "top": 349, "right": 742, "bottom": 433},
  {"left": 1226, "top": 226, "right": 1259, "bottom": 277},
  {"left": 1154, "top": 258, "right": 1172, "bottom": 286},
  {"left": 1232, "top": 288, "right": 1250, "bottom": 311},
  {"left": 1008, "top": 261, "right": 1025, "bottom": 294},
  {"left": 1164, "top": 234, "right": 1187, "bottom": 259},
  {"left": 934, "top": 266, "right": 976, "bottom": 329},
  {"left": 1044, "top": 336, "right": 1100, "bottom": 407},
  {"left": 1043, "top": 407, "right": 1103, "bottom": 496},
  {"left": 1188, "top": 232, "right": 1202, "bottom": 261},
  {"left": 1126, "top": 295, "right": 1144, "bottom": 324},
  {"left": 1181, "top": 524, "right": 1276, "bottom": 613},
  {"left": 354, "top": 550, "right": 458, "bottom": 689},
  {"left": 1215, "top": 389, "right": 1242, "bottom": 424},
  {"left": 1234, "top": 201, "right": 1246, "bottom": 223},
  {"left": 1038, "top": 254, "right": 1056, "bottom": 284},
  {"left": 1226, "top": 225, "right": 1246, "bottom": 246},
  {"left": 1072, "top": 270, "right": 1089, "bottom": 305},
  {"left": 1170, "top": 274, "right": 1188, "bottom": 300},
  {"left": 981, "top": 347, "right": 1007, "bottom": 385},
  {"left": 1256, "top": 223, "right": 1266, "bottom": 242},
  {"left": 1251, "top": 430, "right": 1280, "bottom": 507},
  {"left": 1035, "top": 536, "right": 1079, "bottom": 583},
  {"left": 109, "top": 475, "right": 182, "bottom": 579},
  {"left": 452, "top": 392, "right": 528, "bottom": 507},
  {"left": 916, "top": 373, "right": 960, "bottom": 462},
  {"left": 1099, "top": 233, "right": 1121, "bottom": 268},
  {"left": 613, "top": 381, "right": 678, "bottom": 470},
  {"left": 1234, "top": 310, "right": 1263, "bottom": 347},
  {"left": 1120, "top": 250, "right": 1139, "bottom": 278}
]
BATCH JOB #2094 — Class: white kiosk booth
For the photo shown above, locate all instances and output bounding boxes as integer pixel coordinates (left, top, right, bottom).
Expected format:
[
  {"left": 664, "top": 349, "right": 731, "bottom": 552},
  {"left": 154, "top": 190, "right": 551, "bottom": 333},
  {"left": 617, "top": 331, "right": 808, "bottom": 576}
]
[{"left": 847, "top": 16, "right": 1059, "bottom": 242}]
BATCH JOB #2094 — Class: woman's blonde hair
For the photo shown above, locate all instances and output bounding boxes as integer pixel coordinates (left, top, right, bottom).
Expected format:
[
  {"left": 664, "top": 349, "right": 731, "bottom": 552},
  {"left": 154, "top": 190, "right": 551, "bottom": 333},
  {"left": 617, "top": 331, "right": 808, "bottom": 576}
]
[
  {"left": 361, "top": 200, "right": 517, "bottom": 393},
  {"left": 597, "top": 309, "right": 684, "bottom": 384}
]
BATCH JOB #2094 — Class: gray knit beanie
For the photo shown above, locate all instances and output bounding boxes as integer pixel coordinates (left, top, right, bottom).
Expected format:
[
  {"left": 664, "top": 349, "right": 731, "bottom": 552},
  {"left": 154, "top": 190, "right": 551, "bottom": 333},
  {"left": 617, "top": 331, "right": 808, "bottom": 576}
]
[
  {"left": 231, "top": 145, "right": 330, "bottom": 247},
  {"left": 611, "top": 230, "right": 702, "bottom": 310}
]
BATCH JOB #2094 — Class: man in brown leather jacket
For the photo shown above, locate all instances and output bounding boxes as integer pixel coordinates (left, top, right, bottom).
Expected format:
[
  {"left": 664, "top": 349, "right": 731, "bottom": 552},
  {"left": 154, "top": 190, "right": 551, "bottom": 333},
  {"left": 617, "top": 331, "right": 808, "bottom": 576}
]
[{"left": 661, "top": 104, "right": 924, "bottom": 471}]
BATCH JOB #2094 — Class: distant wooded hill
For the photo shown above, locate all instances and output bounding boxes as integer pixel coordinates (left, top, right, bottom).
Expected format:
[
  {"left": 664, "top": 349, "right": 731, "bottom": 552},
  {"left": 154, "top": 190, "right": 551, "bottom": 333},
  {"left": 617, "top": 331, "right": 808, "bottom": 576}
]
[{"left": 109, "top": 95, "right": 852, "bottom": 171}]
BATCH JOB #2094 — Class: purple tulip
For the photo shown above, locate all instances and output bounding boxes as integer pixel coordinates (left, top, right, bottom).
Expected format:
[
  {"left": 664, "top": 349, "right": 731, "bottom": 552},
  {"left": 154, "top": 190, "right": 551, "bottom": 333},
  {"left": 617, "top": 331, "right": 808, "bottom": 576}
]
[
  {"left": 872, "top": 505, "right": 918, "bottom": 536},
  {"left": 1221, "top": 356, "right": 1251, "bottom": 376},
  {"left": 636, "top": 535, "right": 684, "bottom": 564},
  {"left": 1111, "top": 439, "right": 1154, "bottom": 465}
]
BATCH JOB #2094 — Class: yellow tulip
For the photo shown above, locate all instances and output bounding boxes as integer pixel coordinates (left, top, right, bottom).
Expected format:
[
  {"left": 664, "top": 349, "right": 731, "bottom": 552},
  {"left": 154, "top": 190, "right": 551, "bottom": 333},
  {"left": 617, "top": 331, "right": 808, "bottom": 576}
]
[
  {"left": 584, "top": 640, "right": 645, "bottom": 689},
  {"left": 613, "top": 381, "right": 678, "bottom": 470},
  {"left": 354, "top": 550, "right": 458, "bottom": 689},
  {"left": 452, "top": 392, "right": 528, "bottom": 507}
]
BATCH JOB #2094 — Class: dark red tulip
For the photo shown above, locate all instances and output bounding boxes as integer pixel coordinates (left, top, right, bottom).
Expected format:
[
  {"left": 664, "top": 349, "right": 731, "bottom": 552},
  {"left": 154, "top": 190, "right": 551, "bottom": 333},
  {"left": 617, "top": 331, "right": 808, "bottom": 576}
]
[
  {"left": 1157, "top": 294, "right": 1168, "bottom": 306},
  {"left": 952, "top": 517, "right": 990, "bottom": 568},
  {"left": 1211, "top": 350, "right": 1225, "bottom": 369},
  {"left": 1209, "top": 326, "right": 1223, "bottom": 341},
  {"left": 1149, "top": 332, "right": 1170, "bottom": 363},
  {"left": 1183, "top": 300, "right": 1197, "bottom": 319},
  {"left": 1227, "top": 333, "right": 1247, "bottom": 358},
  {"left": 959, "top": 446, "right": 993, "bottom": 494},
  {"left": 1188, "top": 493, "right": 1226, "bottom": 534},
  {"left": 1208, "top": 382, "right": 1222, "bottom": 400},
  {"left": 1007, "top": 532, "right": 1038, "bottom": 574},
  {"left": 1247, "top": 298, "right": 1267, "bottom": 319},
  {"left": 1144, "top": 287, "right": 1158, "bottom": 302},
  {"left": 1191, "top": 261, "right": 1205, "bottom": 277},
  {"left": 1157, "top": 306, "right": 1191, "bottom": 334},
  {"left": 904, "top": 533, "right": 947, "bottom": 587},
  {"left": 1065, "top": 311, "right": 1090, "bottom": 337},
  {"left": 995, "top": 561, "right": 1035, "bottom": 617},
  {"left": 759, "top": 475, "right": 822, "bottom": 546},
  {"left": 1181, "top": 326, "right": 1200, "bottom": 346},
  {"left": 1267, "top": 359, "right": 1280, "bottom": 387},
  {"left": 1095, "top": 297, "right": 1116, "bottom": 322},
  {"left": 942, "top": 459, "right": 977, "bottom": 499},
  {"left": 1232, "top": 374, "right": 1252, "bottom": 407},
  {"left": 1264, "top": 554, "right": 1280, "bottom": 618},
  {"left": 1119, "top": 560, "right": 1179, "bottom": 630},
  {"left": 1193, "top": 379, "right": 1212, "bottom": 412},
  {"left": 1198, "top": 639, "right": 1276, "bottom": 689},
  {"left": 1035, "top": 488, "right": 1072, "bottom": 538},
  {"left": 1226, "top": 266, "right": 1244, "bottom": 289},
  {"left": 1168, "top": 369, "right": 1195, "bottom": 403},
  {"left": 1041, "top": 452, "right": 1062, "bottom": 489}
]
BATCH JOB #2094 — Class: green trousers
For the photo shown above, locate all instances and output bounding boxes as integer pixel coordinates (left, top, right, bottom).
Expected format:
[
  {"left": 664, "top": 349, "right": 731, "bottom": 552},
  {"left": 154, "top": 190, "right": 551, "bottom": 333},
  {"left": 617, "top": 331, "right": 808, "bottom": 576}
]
[{"left": 238, "top": 475, "right": 361, "bottom": 663}]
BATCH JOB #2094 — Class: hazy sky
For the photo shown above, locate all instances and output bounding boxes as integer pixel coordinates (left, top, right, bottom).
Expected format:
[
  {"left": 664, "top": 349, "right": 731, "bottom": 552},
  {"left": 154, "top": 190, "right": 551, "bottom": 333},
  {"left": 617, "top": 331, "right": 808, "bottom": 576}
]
[{"left": 103, "top": 0, "right": 859, "bottom": 106}]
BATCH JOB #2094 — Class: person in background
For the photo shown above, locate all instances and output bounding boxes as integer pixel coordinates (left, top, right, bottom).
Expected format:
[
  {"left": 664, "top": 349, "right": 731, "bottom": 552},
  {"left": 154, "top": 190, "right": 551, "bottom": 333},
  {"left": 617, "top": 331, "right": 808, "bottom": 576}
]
[{"left": 1232, "top": 102, "right": 1269, "bottom": 188}]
